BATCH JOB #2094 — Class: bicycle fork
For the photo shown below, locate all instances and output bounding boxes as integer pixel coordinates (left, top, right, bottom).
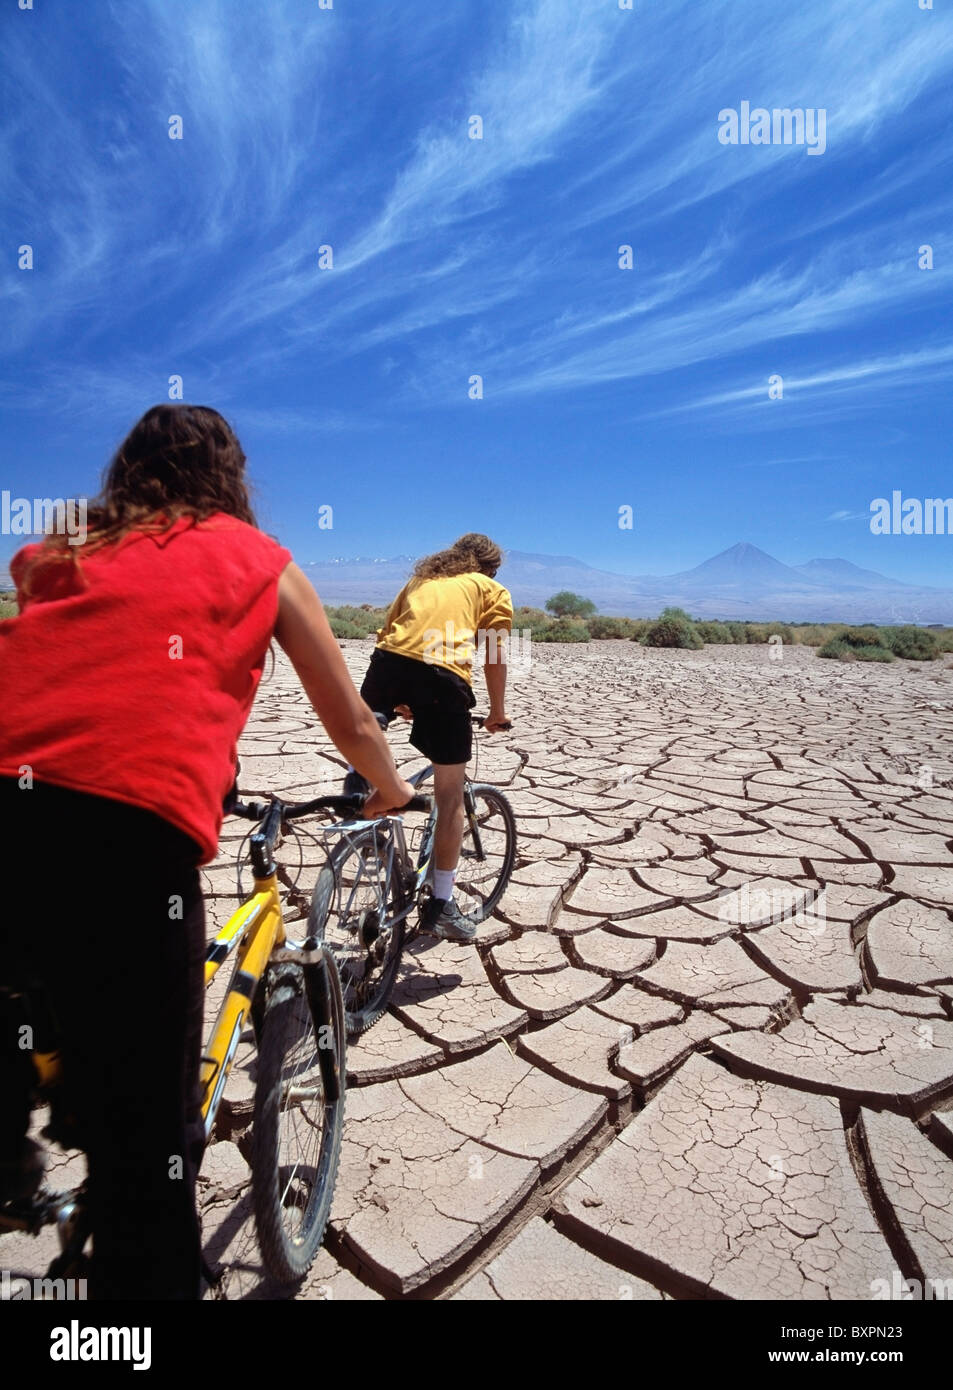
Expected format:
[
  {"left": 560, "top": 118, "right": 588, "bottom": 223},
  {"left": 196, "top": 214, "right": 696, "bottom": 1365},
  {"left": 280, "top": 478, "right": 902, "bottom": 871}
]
[{"left": 269, "top": 943, "right": 344, "bottom": 1107}]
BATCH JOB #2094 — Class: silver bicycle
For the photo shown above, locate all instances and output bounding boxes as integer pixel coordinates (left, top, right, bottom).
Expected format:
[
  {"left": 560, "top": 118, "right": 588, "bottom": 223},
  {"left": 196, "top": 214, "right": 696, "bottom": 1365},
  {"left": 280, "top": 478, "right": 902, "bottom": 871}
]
[{"left": 307, "top": 714, "right": 517, "bottom": 1035}]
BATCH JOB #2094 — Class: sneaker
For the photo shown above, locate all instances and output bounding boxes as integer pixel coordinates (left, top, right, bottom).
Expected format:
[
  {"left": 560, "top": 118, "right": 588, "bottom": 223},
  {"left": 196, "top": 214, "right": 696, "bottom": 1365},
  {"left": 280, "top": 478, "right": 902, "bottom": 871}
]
[
  {"left": 343, "top": 769, "right": 370, "bottom": 799},
  {"left": 0, "top": 1138, "right": 45, "bottom": 1205},
  {"left": 419, "top": 897, "right": 477, "bottom": 944}
]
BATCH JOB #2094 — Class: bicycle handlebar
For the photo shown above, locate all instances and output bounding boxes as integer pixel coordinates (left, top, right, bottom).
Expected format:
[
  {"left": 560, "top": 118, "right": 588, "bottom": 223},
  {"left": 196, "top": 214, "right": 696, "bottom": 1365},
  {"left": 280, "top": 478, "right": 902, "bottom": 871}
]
[
  {"left": 377, "top": 710, "right": 511, "bottom": 732},
  {"left": 224, "top": 710, "right": 509, "bottom": 827},
  {"left": 472, "top": 714, "right": 512, "bottom": 730},
  {"left": 228, "top": 789, "right": 432, "bottom": 825}
]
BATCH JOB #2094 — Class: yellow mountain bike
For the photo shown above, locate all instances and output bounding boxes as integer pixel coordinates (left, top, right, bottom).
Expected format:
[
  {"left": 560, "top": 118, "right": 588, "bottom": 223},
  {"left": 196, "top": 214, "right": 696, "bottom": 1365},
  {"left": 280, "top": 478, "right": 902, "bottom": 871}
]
[{"left": 0, "top": 790, "right": 347, "bottom": 1288}]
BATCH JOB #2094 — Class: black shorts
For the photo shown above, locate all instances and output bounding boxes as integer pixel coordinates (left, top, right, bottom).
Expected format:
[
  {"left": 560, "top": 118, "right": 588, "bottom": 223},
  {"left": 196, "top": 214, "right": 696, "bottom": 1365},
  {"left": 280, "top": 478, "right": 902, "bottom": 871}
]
[{"left": 360, "top": 648, "right": 476, "bottom": 765}]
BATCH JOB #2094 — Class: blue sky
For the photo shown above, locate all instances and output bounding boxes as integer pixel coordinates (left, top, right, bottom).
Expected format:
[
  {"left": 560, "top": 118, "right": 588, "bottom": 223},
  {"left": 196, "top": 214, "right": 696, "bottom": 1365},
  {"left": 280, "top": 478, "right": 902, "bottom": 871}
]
[{"left": 1, "top": 0, "right": 952, "bottom": 586}]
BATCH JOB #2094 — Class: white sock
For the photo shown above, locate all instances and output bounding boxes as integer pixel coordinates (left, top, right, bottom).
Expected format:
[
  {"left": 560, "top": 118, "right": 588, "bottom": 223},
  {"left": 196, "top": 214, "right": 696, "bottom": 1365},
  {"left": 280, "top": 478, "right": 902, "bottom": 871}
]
[{"left": 433, "top": 869, "right": 456, "bottom": 902}]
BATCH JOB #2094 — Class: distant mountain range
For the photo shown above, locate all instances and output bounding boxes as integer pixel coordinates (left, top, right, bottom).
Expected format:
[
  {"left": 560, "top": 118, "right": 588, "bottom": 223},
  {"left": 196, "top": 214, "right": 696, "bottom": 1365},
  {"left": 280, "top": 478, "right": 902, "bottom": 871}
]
[
  {"left": 2, "top": 541, "right": 948, "bottom": 623},
  {"left": 298, "top": 542, "right": 953, "bottom": 623}
]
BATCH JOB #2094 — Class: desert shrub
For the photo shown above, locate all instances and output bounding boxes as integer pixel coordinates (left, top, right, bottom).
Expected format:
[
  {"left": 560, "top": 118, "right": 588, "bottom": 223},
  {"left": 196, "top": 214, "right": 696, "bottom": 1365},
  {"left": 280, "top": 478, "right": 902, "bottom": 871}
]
[
  {"left": 513, "top": 606, "right": 549, "bottom": 627},
  {"left": 935, "top": 628, "right": 953, "bottom": 653},
  {"left": 533, "top": 618, "right": 591, "bottom": 643},
  {"left": 695, "top": 621, "right": 731, "bottom": 643},
  {"left": 328, "top": 618, "right": 365, "bottom": 638},
  {"left": 881, "top": 626, "right": 940, "bottom": 661},
  {"left": 589, "top": 616, "right": 634, "bottom": 639},
  {"left": 788, "top": 624, "right": 834, "bottom": 646},
  {"left": 324, "top": 605, "right": 385, "bottom": 638},
  {"left": 545, "top": 591, "right": 596, "bottom": 619},
  {"left": 642, "top": 614, "right": 703, "bottom": 649},
  {"left": 0, "top": 596, "right": 16, "bottom": 620},
  {"left": 818, "top": 628, "right": 894, "bottom": 662},
  {"left": 839, "top": 626, "right": 888, "bottom": 647}
]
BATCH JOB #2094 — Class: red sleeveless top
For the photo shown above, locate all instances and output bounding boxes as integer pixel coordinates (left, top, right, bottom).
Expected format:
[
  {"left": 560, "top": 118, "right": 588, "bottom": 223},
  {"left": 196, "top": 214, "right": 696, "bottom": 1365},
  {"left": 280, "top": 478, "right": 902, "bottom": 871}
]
[{"left": 0, "top": 513, "right": 292, "bottom": 863}]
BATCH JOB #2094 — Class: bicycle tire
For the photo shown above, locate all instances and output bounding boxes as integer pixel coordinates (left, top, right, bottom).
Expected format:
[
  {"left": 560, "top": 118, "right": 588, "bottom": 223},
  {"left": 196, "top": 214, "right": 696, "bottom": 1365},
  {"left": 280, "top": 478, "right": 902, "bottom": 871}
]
[
  {"left": 453, "top": 784, "right": 517, "bottom": 924},
  {"left": 308, "top": 828, "right": 407, "bottom": 1036},
  {"left": 251, "top": 959, "right": 346, "bottom": 1284}
]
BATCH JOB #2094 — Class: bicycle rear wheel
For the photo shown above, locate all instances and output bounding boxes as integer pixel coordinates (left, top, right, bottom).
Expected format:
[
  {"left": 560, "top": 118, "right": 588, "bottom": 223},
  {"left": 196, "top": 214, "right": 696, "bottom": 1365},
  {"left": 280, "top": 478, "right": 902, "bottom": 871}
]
[
  {"left": 308, "top": 828, "right": 407, "bottom": 1036},
  {"left": 453, "top": 784, "right": 517, "bottom": 924},
  {"left": 251, "top": 958, "right": 346, "bottom": 1284}
]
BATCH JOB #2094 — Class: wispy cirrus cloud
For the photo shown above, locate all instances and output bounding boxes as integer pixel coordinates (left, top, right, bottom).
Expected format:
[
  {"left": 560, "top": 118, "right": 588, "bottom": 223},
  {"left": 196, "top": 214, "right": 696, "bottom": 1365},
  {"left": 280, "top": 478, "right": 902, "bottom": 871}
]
[{"left": 1, "top": 0, "right": 951, "bottom": 444}]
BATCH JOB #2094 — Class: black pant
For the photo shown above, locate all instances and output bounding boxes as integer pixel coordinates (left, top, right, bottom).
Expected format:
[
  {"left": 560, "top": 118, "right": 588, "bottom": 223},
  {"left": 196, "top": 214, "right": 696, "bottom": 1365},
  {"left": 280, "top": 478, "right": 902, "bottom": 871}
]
[
  {"left": 360, "top": 648, "right": 476, "bottom": 765},
  {"left": 0, "top": 777, "right": 206, "bottom": 1299}
]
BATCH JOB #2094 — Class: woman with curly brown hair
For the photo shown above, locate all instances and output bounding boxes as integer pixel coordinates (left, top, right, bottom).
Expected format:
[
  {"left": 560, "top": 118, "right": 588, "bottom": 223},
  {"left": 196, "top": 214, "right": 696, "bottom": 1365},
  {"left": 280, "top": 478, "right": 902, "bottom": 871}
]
[
  {"left": 346, "top": 533, "right": 514, "bottom": 942},
  {"left": 0, "top": 403, "right": 413, "bottom": 1299}
]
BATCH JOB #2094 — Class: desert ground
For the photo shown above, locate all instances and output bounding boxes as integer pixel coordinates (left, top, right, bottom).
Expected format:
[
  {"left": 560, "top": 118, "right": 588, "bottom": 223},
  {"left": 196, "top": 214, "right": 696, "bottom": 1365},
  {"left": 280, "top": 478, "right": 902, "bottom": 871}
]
[{"left": 6, "top": 639, "right": 953, "bottom": 1300}]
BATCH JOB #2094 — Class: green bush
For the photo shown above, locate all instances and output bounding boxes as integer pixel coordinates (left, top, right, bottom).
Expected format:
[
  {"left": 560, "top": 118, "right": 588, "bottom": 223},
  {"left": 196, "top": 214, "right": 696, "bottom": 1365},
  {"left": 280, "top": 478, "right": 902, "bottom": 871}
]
[
  {"left": 328, "top": 618, "right": 365, "bottom": 638},
  {"left": 818, "top": 628, "right": 894, "bottom": 662},
  {"left": 512, "top": 605, "right": 549, "bottom": 626},
  {"left": 588, "top": 615, "right": 639, "bottom": 639},
  {"left": 787, "top": 624, "right": 830, "bottom": 647},
  {"left": 695, "top": 621, "right": 732, "bottom": 644},
  {"left": 324, "top": 605, "right": 385, "bottom": 638},
  {"left": 881, "top": 626, "right": 939, "bottom": 661},
  {"left": 545, "top": 591, "right": 596, "bottom": 620},
  {"left": 642, "top": 614, "right": 703, "bottom": 649},
  {"left": 533, "top": 618, "right": 591, "bottom": 643}
]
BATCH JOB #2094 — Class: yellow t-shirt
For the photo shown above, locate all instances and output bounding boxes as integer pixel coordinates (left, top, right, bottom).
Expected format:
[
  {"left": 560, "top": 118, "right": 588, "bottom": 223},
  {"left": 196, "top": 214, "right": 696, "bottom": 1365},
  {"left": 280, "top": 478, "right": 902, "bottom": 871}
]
[{"left": 376, "top": 573, "right": 513, "bottom": 686}]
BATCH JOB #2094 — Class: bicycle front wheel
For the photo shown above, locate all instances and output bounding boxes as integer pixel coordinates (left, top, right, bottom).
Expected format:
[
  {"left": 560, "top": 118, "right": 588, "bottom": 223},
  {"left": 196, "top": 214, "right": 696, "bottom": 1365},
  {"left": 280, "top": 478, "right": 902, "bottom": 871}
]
[
  {"left": 453, "top": 784, "right": 517, "bottom": 924},
  {"left": 308, "top": 828, "right": 407, "bottom": 1036},
  {"left": 251, "top": 959, "right": 346, "bottom": 1284}
]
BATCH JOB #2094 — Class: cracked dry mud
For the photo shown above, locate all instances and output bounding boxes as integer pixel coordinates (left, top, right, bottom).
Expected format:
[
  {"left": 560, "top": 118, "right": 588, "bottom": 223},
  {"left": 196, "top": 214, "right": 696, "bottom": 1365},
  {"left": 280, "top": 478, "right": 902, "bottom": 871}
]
[{"left": 8, "top": 641, "right": 952, "bottom": 1300}]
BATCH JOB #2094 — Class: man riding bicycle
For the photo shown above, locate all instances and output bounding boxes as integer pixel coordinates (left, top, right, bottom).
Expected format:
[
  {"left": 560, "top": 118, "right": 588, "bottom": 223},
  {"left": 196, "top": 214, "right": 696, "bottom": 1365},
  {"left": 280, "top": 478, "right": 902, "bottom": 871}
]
[{"left": 345, "top": 533, "right": 513, "bottom": 943}]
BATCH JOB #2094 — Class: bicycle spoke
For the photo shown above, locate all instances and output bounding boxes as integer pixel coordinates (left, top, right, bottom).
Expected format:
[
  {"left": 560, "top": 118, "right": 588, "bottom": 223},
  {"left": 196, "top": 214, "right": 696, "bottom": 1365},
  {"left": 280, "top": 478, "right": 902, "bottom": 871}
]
[
  {"left": 450, "top": 786, "right": 517, "bottom": 924},
  {"left": 271, "top": 997, "right": 327, "bottom": 1247},
  {"left": 308, "top": 827, "right": 408, "bottom": 1034}
]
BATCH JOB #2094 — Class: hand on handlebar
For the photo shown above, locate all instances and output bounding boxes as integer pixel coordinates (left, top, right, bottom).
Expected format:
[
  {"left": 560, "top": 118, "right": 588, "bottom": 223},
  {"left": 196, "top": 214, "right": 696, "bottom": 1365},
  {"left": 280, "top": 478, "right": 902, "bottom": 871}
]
[
  {"left": 483, "top": 712, "right": 512, "bottom": 733},
  {"left": 363, "top": 778, "right": 417, "bottom": 818}
]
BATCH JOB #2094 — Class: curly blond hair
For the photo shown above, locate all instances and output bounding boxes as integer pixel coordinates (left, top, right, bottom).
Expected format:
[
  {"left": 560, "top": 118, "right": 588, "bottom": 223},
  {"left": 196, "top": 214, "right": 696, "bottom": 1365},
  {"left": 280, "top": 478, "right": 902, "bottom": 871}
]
[{"left": 413, "top": 533, "right": 503, "bottom": 580}]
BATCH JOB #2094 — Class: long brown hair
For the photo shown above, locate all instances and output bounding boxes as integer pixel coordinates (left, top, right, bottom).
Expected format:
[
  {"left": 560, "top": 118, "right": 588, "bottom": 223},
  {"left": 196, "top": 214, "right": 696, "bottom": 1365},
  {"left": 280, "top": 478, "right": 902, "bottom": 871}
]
[
  {"left": 413, "top": 532, "right": 503, "bottom": 580},
  {"left": 19, "top": 404, "right": 256, "bottom": 595}
]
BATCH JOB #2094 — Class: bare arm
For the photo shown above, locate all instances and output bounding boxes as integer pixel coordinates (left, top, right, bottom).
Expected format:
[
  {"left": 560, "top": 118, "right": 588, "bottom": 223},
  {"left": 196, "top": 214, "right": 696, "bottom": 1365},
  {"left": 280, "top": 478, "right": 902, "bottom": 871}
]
[
  {"left": 481, "top": 630, "right": 510, "bottom": 732},
  {"left": 273, "top": 563, "right": 413, "bottom": 813}
]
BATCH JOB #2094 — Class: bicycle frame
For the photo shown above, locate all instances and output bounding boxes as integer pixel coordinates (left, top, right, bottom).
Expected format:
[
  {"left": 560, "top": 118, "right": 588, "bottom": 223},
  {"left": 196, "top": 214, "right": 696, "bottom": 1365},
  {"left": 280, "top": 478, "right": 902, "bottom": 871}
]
[
  {"left": 200, "top": 875, "right": 284, "bottom": 1139},
  {"left": 404, "top": 767, "right": 490, "bottom": 881},
  {"left": 374, "top": 767, "right": 490, "bottom": 917},
  {"left": 200, "top": 797, "right": 342, "bottom": 1138}
]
